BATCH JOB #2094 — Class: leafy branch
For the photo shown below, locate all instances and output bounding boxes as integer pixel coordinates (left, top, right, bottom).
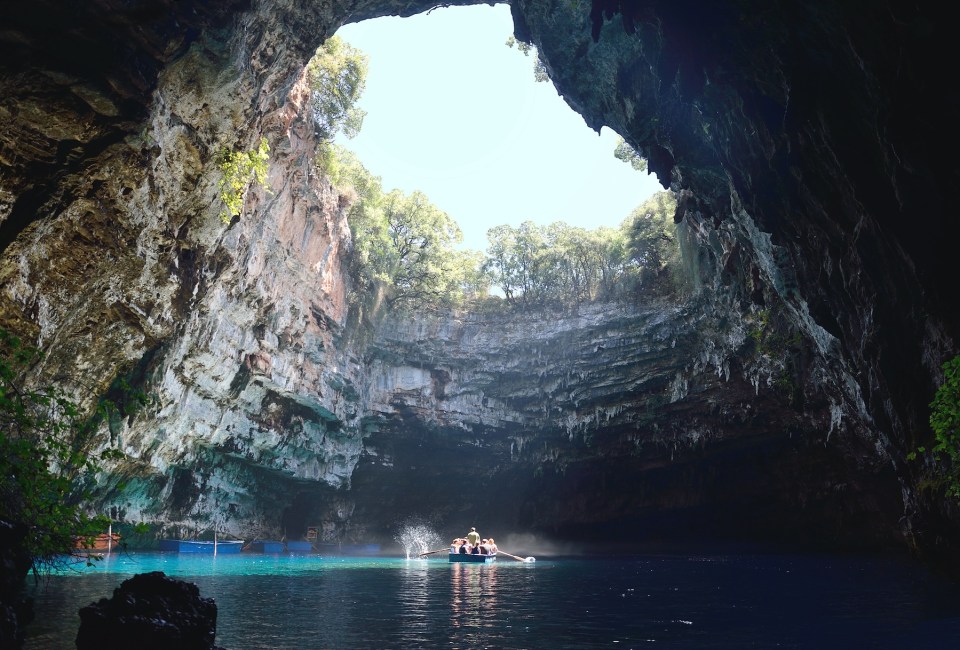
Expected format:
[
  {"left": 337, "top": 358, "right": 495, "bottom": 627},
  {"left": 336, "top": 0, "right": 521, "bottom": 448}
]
[
  {"left": 216, "top": 137, "right": 271, "bottom": 223},
  {"left": 921, "top": 356, "right": 960, "bottom": 497},
  {"left": 0, "top": 329, "right": 128, "bottom": 572}
]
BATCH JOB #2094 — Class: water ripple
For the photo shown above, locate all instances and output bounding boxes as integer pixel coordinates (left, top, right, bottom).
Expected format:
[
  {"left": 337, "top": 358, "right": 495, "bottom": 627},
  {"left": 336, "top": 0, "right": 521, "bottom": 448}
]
[{"left": 24, "top": 552, "right": 960, "bottom": 649}]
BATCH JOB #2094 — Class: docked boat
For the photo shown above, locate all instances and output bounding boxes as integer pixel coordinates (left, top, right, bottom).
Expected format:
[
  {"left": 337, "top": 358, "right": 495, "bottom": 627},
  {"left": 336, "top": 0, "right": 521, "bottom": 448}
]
[
  {"left": 241, "top": 540, "right": 285, "bottom": 553},
  {"left": 341, "top": 543, "right": 381, "bottom": 555},
  {"left": 449, "top": 551, "right": 496, "bottom": 563},
  {"left": 158, "top": 539, "right": 244, "bottom": 554},
  {"left": 290, "top": 525, "right": 381, "bottom": 554},
  {"left": 314, "top": 542, "right": 381, "bottom": 555},
  {"left": 75, "top": 532, "right": 120, "bottom": 552}
]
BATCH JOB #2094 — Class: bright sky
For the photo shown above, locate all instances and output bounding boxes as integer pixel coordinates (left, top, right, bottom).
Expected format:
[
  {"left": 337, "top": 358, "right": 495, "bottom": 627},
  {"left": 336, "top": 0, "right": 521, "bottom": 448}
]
[{"left": 333, "top": 3, "right": 663, "bottom": 253}]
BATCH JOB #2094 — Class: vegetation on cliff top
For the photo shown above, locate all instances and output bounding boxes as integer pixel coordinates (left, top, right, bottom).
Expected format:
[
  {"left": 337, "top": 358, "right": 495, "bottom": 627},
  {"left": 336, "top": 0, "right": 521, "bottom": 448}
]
[
  {"left": 323, "top": 140, "right": 684, "bottom": 312},
  {"left": 217, "top": 35, "right": 366, "bottom": 225},
  {"left": 311, "top": 35, "right": 685, "bottom": 313},
  {"left": 308, "top": 35, "right": 368, "bottom": 141},
  {"left": 320, "top": 145, "right": 486, "bottom": 310},
  {"left": 482, "top": 191, "right": 683, "bottom": 308}
]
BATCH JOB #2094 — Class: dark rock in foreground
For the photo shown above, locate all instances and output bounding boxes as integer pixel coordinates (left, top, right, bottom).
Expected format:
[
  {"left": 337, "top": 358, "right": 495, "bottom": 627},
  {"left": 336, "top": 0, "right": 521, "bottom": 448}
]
[
  {"left": 76, "top": 571, "right": 220, "bottom": 650},
  {"left": 0, "top": 519, "right": 33, "bottom": 650}
]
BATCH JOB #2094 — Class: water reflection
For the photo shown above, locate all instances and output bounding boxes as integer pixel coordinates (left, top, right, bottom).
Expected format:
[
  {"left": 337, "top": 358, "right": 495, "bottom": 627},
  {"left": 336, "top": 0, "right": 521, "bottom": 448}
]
[
  {"left": 448, "top": 561, "right": 501, "bottom": 647},
  {"left": 398, "top": 561, "right": 433, "bottom": 643}
]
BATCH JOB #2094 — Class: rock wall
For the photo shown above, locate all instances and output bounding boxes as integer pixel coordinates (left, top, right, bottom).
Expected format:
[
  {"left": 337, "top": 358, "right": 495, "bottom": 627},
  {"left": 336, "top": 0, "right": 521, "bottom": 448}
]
[
  {"left": 336, "top": 294, "right": 902, "bottom": 549},
  {"left": 513, "top": 0, "right": 959, "bottom": 560},
  {"left": 0, "top": 0, "right": 957, "bottom": 567}
]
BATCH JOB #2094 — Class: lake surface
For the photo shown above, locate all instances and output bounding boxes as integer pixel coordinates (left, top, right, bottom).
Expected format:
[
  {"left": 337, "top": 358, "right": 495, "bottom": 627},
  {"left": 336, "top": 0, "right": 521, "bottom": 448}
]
[{"left": 23, "top": 550, "right": 960, "bottom": 649}]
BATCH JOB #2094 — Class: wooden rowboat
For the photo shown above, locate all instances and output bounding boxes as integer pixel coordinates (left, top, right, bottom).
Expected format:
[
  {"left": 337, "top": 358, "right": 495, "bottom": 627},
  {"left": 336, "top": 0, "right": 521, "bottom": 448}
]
[{"left": 75, "top": 532, "right": 120, "bottom": 552}]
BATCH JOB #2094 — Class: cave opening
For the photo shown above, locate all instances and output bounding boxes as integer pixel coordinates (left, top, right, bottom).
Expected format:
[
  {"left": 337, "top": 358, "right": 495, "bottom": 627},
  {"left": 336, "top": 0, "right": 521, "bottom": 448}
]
[
  {"left": 319, "top": 4, "right": 688, "bottom": 314},
  {"left": 333, "top": 4, "right": 663, "bottom": 253},
  {"left": 1, "top": 4, "right": 959, "bottom": 631}
]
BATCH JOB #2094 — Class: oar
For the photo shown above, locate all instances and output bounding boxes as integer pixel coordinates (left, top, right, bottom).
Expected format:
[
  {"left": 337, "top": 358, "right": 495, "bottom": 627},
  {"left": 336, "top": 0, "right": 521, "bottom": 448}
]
[
  {"left": 417, "top": 548, "right": 449, "bottom": 557},
  {"left": 497, "top": 550, "right": 536, "bottom": 562}
]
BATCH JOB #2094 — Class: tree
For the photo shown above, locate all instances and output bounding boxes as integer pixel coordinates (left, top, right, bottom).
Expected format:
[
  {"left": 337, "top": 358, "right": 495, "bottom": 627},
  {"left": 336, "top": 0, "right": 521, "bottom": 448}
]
[
  {"left": 318, "top": 144, "right": 390, "bottom": 281},
  {"left": 437, "top": 248, "right": 491, "bottom": 305},
  {"left": 546, "top": 223, "right": 627, "bottom": 304},
  {"left": 484, "top": 220, "right": 634, "bottom": 309},
  {"left": 381, "top": 190, "right": 464, "bottom": 307},
  {"left": 0, "top": 329, "right": 116, "bottom": 572},
  {"left": 506, "top": 35, "right": 550, "bottom": 83},
  {"left": 318, "top": 143, "right": 395, "bottom": 318},
  {"left": 594, "top": 226, "right": 631, "bottom": 299},
  {"left": 483, "top": 224, "right": 520, "bottom": 303},
  {"left": 217, "top": 137, "right": 270, "bottom": 223},
  {"left": 319, "top": 145, "right": 479, "bottom": 309},
  {"left": 624, "top": 191, "right": 680, "bottom": 291},
  {"left": 929, "top": 355, "right": 960, "bottom": 498},
  {"left": 613, "top": 136, "right": 648, "bottom": 173},
  {"left": 483, "top": 222, "right": 551, "bottom": 306},
  {"left": 307, "top": 35, "right": 369, "bottom": 140},
  {"left": 480, "top": 192, "right": 687, "bottom": 310}
]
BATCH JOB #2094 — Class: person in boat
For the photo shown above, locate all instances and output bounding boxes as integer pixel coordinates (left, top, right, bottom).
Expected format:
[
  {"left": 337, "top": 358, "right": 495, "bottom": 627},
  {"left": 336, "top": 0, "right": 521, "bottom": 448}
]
[
  {"left": 471, "top": 542, "right": 481, "bottom": 555},
  {"left": 467, "top": 527, "right": 480, "bottom": 547},
  {"left": 477, "top": 540, "right": 488, "bottom": 555},
  {"left": 486, "top": 538, "right": 498, "bottom": 554},
  {"left": 458, "top": 540, "right": 469, "bottom": 554}
]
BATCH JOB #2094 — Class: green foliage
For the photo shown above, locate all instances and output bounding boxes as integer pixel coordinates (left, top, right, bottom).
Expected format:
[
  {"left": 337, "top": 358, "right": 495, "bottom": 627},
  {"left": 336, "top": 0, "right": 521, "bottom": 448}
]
[
  {"left": 380, "top": 190, "right": 466, "bottom": 307},
  {"left": 480, "top": 191, "right": 684, "bottom": 309},
  {"left": 506, "top": 35, "right": 550, "bottom": 83},
  {"left": 624, "top": 191, "right": 684, "bottom": 292},
  {"left": 483, "top": 221, "right": 543, "bottom": 305},
  {"left": 0, "top": 329, "right": 117, "bottom": 571},
  {"left": 323, "top": 137, "right": 683, "bottom": 313},
  {"left": 217, "top": 136, "right": 271, "bottom": 223},
  {"left": 929, "top": 355, "right": 960, "bottom": 498},
  {"left": 614, "top": 136, "right": 648, "bottom": 173},
  {"left": 307, "top": 35, "right": 369, "bottom": 140},
  {"left": 320, "top": 145, "right": 488, "bottom": 311},
  {"left": 747, "top": 309, "right": 771, "bottom": 346},
  {"left": 318, "top": 144, "right": 387, "bottom": 289}
]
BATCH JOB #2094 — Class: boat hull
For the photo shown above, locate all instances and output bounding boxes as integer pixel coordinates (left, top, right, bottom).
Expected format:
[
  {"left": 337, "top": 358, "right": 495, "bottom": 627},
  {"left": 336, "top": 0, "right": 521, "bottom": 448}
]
[
  {"left": 242, "top": 540, "right": 285, "bottom": 553},
  {"left": 158, "top": 540, "right": 244, "bottom": 554},
  {"left": 75, "top": 533, "right": 120, "bottom": 552},
  {"left": 315, "top": 543, "right": 381, "bottom": 555},
  {"left": 449, "top": 553, "right": 496, "bottom": 563}
]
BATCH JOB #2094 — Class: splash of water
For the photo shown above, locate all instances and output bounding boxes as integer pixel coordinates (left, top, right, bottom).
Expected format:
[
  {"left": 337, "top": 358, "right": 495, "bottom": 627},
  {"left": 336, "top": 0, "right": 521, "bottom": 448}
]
[{"left": 395, "top": 523, "right": 442, "bottom": 560}]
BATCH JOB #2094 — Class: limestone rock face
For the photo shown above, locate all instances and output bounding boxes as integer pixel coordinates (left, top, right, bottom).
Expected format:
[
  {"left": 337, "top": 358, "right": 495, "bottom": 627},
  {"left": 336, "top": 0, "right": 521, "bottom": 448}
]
[
  {"left": 0, "top": 0, "right": 957, "bottom": 571},
  {"left": 333, "top": 294, "right": 899, "bottom": 549},
  {"left": 512, "top": 0, "right": 959, "bottom": 559}
]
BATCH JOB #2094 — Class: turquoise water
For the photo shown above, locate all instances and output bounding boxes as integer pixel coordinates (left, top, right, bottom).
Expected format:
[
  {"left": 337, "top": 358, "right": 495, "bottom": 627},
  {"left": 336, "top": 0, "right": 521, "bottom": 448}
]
[{"left": 23, "top": 551, "right": 960, "bottom": 648}]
